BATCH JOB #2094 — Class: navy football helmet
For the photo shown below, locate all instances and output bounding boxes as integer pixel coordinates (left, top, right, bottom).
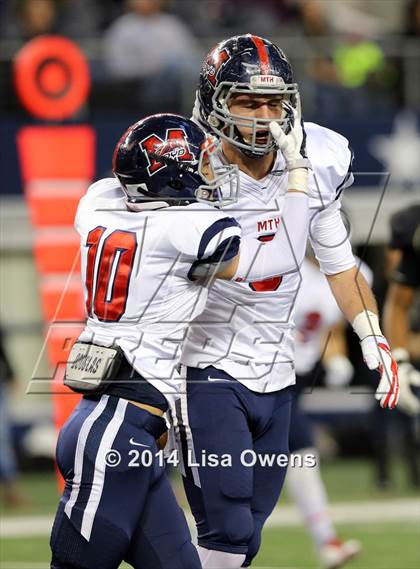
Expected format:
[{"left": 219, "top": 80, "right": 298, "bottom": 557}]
[
  {"left": 112, "top": 113, "right": 239, "bottom": 208},
  {"left": 196, "top": 34, "right": 298, "bottom": 157}
]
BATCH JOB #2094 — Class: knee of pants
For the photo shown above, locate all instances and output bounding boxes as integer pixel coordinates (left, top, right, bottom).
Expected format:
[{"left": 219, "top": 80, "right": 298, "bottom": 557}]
[
  {"left": 201, "top": 505, "right": 254, "bottom": 549},
  {"left": 225, "top": 506, "right": 254, "bottom": 545}
]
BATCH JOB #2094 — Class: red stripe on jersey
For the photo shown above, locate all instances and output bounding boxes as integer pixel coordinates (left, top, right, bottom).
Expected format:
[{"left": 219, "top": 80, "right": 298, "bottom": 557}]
[{"left": 251, "top": 36, "right": 270, "bottom": 75}]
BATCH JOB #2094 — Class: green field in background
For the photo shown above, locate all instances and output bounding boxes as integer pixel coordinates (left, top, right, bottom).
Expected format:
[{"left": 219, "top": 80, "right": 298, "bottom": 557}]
[
  {"left": 1, "top": 460, "right": 419, "bottom": 568},
  {"left": 1, "top": 522, "right": 419, "bottom": 568}
]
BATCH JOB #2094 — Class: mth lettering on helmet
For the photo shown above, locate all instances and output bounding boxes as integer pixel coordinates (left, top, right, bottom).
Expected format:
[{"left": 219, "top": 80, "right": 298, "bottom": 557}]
[{"left": 250, "top": 75, "right": 286, "bottom": 89}]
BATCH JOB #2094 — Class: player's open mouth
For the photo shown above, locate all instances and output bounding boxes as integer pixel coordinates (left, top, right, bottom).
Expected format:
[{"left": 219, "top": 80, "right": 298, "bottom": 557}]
[{"left": 255, "top": 130, "right": 270, "bottom": 144}]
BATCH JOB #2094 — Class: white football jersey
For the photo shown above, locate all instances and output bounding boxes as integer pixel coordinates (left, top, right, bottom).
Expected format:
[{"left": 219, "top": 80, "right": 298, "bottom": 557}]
[
  {"left": 75, "top": 178, "right": 241, "bottom": 404},
  {"left": 181, "top": 122, "right": 355, "bottom": 392},
  {"left": 294, "top": 257, "right": 373, "bottom": 375}
]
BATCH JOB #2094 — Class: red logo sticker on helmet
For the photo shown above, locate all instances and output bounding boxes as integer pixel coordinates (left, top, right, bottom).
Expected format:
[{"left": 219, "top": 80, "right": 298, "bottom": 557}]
[
  {"left": 204, "top": 48, "right": 230, "bottom": 87},
  {"left": 140, "top": 129, "right": 193, "bottom": 176}
]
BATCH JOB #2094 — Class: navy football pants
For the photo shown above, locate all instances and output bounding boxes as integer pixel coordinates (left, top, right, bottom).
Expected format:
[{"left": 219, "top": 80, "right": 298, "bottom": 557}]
[
  {"left": 50, "top": 395, "right": 201, "bottom": 569},
  {"left": 174, "top": 366, "right": 292, "bottom": 565}
]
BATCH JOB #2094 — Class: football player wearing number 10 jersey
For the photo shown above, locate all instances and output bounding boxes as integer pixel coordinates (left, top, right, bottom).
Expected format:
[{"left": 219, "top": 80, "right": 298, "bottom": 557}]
[
  {"left": 175, "top": 34, "right": 401, "bottom": 569},
  {"left": 50, "top": 113, "right": 311, "bottom": 568}
]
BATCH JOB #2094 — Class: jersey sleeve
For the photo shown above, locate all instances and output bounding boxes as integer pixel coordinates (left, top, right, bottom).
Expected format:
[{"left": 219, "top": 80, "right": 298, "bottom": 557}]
[
  {"left": 309, "top": 200, "right": 356, "bottom": 275},
  {"left": 305, "top": 123, "right": 354, "bottom": 209},
  {"left": 168, "top": 205, "right": 241, "bottom": 278}
]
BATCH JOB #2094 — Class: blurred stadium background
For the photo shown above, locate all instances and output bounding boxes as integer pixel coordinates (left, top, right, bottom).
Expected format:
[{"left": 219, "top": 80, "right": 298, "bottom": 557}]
[{"left": 0, "top": 1, "right": 419, "bottom": 567}]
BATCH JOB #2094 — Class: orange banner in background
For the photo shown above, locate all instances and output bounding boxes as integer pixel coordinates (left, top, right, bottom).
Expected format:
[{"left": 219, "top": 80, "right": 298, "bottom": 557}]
[{"left": 14, "top": 36, "right": 95, "bottom": 488}]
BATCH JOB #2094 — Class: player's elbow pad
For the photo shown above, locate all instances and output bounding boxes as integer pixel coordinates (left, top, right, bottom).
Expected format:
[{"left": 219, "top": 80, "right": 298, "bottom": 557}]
[{"left": 233, "top": 192, "right": 309, "bottom": 282}]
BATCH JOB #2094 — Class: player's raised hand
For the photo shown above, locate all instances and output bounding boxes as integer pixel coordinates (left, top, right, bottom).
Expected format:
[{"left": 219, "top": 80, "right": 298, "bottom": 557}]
[
  {"left": 269, "top": 94, "right": 311, "bottom": 172},
  {"left": 360, "top": 336, "right": 400, "bottom": 409}
]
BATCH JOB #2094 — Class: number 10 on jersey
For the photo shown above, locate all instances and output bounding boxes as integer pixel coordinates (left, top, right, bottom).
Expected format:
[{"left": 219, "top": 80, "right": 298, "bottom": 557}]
[{"left": 85, "top": 227, "right": 137, "bottom": 322}]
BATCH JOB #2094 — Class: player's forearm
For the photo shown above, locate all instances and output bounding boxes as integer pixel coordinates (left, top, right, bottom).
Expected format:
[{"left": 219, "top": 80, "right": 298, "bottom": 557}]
[
  {"left": 383, "top": 282, "right": 414, "bottom": 349},
  {"left": 328, "top": 266, "right": 400, "bottom": 409},
  {"left": 326, "top": 266, "right": 378, "bottom": 324}
]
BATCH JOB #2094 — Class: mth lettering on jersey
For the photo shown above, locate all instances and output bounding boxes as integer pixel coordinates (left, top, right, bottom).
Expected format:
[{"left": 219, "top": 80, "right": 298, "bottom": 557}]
[{"left": 257, "top": 217, "right": 281, "bottom": 232}]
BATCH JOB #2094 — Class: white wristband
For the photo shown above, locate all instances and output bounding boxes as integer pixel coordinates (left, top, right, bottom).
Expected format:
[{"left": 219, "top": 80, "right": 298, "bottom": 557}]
[
  {"left": 352, "top": 310, "right": 383, "bottom": 340},
  {"left": 287, "top": 168, "right": 308, "bottom": 193}
]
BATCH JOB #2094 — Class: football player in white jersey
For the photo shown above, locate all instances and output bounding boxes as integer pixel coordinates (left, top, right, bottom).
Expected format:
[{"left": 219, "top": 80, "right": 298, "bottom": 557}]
[
  {"left": 50, "top": 112, "right": 311, "bottom": 569},
  {"left": 174, "top": 35, "right": 400, "bottom": 569},
  {"left": 287, "top": 255, "right": 372, "bottom": 569}
]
